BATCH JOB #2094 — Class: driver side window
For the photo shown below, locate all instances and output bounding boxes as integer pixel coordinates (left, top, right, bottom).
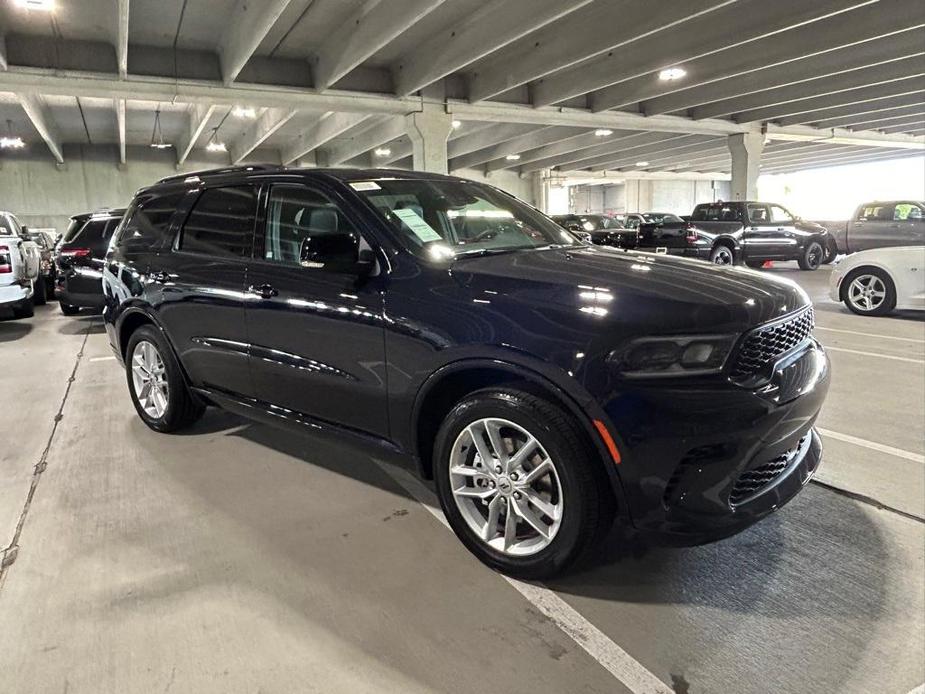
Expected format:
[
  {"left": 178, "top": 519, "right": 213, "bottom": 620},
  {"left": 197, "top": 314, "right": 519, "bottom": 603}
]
[
  {"left": 769, "top": 205, "right": 793, "bottom": 224},
  {"left": 747, "top": 204, "right": 769, "bottom": 224},
  {"left": 262, "top": 185, "right": 358, "bottom": 266}
]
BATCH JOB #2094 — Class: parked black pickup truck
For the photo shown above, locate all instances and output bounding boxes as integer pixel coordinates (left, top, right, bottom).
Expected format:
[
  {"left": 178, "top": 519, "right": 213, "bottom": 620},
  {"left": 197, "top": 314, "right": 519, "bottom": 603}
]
[{"left": 637, "top": 201, "right": 836, "bottom": 270}]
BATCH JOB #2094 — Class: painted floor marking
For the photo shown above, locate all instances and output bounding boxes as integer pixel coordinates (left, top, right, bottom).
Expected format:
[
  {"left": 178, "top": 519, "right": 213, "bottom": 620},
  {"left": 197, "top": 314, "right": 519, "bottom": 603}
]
[
  {"left": 88, "top": 355, "right": 117, "bottom": 362},
  {"left": 823, "top": 346, "right": 925, "bottom": 364},
  {"left": 815, "top": 325, "right": 925, "bottom": 344},
  {"left": 817, "top": 428, "right": 925, "bottom": 464},
  {"left": 374, "top": 460, "right": 674, "bottom": 694}
]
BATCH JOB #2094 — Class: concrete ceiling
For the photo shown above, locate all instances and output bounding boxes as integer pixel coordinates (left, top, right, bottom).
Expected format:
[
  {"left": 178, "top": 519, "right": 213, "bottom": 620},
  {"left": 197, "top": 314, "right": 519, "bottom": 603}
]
[{"left": 0, "top": 0, "right": 921, "bottom": 174}]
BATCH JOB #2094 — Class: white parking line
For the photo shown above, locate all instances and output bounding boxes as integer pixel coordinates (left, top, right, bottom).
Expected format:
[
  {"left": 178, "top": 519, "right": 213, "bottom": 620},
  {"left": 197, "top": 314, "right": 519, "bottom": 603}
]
[
  {"left": 374, "top": 460, "right": 674, "bottom": 694},
  {"left": 88, "top": 355, "right": 117, "bottom": 362},
  {"left": 815, "top": 326, "right": 925, "bottom": 344},
  {"left": 817, "top": 428, "right": 925, "bottom": 464},
  {"left": 823, "top": 346, "right": 925, "bottom": 365}
]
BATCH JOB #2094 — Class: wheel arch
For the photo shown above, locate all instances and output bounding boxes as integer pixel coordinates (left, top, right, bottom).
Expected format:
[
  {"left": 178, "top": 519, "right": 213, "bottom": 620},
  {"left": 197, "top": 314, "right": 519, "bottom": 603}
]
[
  {"left": 838, "top": 263, "right": 896, "bottom": 301},
  {"left": 410, "top": 358, "right": 630, "bottom": 519}
]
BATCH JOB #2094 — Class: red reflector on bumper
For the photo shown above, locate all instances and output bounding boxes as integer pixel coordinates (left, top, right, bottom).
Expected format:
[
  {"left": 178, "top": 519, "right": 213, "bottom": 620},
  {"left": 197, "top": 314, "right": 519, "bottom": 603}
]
[{"left": 593, "top": 419, "right": 622, "bottom": 464}]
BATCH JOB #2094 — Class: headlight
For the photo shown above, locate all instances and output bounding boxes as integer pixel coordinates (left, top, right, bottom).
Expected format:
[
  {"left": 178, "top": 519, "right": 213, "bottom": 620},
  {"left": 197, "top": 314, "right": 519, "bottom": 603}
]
[{"left": 609, "top": 334, "right": 737, "bottom": 377}]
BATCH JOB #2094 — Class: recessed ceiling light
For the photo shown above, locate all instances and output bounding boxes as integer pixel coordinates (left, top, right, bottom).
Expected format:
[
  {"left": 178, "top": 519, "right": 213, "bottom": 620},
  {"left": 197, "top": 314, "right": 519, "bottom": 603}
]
[
  {"left": 0, "top": 136, "right": 25, "bottom": 149},
  {"left": 505, "top": 154, "right": 521, "bottom": 161},
  {"left": 658, "top": 67, "right": 686, "bottom": 81},
  {"left": 14, "top": 0, "right": 54, "bottom": 10},
  {"left": 635, "top": 161, "right": 649, "bottom": 167},
  {"left": 451, "top": 120, "right": 462, "bottom": 129},
  {"left": 374, "top": 147, "right": 391, "bottom": 157},
  {"left": 594, "top": 129, "right": 613, "bottom": 137},
  {"left": 232, "top": 106, "right": 257, "bottom": 119},
  {"left": 206, "top": 141, "right": 227, "bottom": 153}
]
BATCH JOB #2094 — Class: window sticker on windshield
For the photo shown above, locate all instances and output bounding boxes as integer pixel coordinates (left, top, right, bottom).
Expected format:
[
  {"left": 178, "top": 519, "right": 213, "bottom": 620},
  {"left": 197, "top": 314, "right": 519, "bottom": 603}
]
[
  {"left": 392, "top": 207, "right": 442, "bottom": 242},
  {"left": 349, "top": 181, "right": 381, "bottom": 191}
]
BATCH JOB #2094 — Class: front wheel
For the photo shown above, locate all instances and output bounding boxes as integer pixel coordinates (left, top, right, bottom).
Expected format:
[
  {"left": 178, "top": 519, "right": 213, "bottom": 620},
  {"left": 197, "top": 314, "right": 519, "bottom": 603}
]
[
  {"left": 843, "top": 267, "right": 896, "bottom": 317},
  {"left": 798, "top": 241, "right": 824, "bottom": 271},
  {"left": 433, "top": 386, "right": 615, "bottom": 579},
  {"left": 821, "top": 236, "right": 838, "bottom": 264},
  {"left": 710, "top": 244, "right": 736, "bottom": 265},
  {"left": 125, "top": 325, "right": 204, "bottom": 432}
]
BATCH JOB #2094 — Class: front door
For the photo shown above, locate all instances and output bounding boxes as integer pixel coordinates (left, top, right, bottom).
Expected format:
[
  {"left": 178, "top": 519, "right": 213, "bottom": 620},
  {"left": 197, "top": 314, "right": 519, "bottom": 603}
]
[{"left": 244, "top": 182, "right": 389, "bottom": 438}]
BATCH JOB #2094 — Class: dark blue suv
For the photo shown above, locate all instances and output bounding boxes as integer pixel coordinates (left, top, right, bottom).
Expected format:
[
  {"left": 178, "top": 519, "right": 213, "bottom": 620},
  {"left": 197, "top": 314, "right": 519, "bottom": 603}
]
[{"left": 103, "top": 165, "right": 829, "bottom": 578}]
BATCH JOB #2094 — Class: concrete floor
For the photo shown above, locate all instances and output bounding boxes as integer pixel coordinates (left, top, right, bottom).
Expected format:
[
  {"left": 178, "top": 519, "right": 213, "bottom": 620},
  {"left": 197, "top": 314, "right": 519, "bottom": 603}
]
[{"left": 0, "top": 262, "right": 922, "bottom": 694}]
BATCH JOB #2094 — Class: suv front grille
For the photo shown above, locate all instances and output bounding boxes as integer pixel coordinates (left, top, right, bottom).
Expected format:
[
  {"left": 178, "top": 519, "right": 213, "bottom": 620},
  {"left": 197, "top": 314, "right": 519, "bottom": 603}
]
[
  {"left": 729, "top": 307, "right": 814, "bottom": 382},
  {"left": 729, "top": 436, "right": 807, "bottom": 506}
]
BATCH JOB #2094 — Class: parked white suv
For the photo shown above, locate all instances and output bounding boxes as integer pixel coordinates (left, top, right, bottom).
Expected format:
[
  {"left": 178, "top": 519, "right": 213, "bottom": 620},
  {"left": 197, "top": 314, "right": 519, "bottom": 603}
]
[{"left": 0, "top": 211, "right": 41, "bottom": 319}]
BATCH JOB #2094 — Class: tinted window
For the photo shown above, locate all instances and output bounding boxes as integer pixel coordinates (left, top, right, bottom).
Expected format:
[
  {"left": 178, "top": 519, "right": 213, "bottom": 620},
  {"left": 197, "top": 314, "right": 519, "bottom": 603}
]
[
  {"left": 894, "top": 203, "right": 923, "bottom": 221},
  {"left": 769, "top": 205, "right": 793, "bottom": 223},
  {"left": 118, "top": 191, "right": 185, "bottom": 252},
  {"left": 858, "top": 204, "right": 892, "bottom": 222},
  {"left": 747, "top": 204, "right": 769, "bottom": 223},
  {"left": 260, "top": 185, "right": 357, "bottom": 265},
  {"left": 693, "top": 204, "right": 740, "bottom": 222},
  {"left": 180, "top": 186, "right": 257, "bottom": 258}
]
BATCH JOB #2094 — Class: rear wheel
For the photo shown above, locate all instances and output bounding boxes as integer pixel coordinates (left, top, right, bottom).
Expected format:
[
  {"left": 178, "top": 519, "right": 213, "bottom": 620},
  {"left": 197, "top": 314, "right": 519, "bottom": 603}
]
[
  {"left": 126, "top": 325, "right": 204, "bottom": 432},
  {"left": 798, "top": 241, "right": 824, "bottom": 271},
  {"left": 843, "top": 267, "right": 896, "bottom": 317},
  {"left": 12, "top": 296, "right": 34, "bottom": 319},
  {"left": 59, "top": 300, "right": 79, "bottom": 316},
  {"left": 433, "top": 386, "right": 615, "bottom": 579},
  {"left": 710, "top": 244, "right": 736, "bottom": 265},
  {"left": 821, "top": 236, "right": 838, "bottom": 264},
  {"left": 33, "top": 277, "right": 47, "bottom": 305}
]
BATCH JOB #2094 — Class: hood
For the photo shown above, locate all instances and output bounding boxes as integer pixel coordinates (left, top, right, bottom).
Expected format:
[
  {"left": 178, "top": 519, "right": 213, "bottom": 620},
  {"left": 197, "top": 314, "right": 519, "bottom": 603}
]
[{"left": 450, "top": 245, "right": 809, "bottom": 336}]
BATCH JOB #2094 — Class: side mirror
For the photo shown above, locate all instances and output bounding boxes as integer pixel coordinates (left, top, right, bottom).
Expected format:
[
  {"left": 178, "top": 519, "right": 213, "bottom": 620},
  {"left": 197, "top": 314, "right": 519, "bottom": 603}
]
[{"left": 299, "top": 232, "right": 361, "bottom": 271}]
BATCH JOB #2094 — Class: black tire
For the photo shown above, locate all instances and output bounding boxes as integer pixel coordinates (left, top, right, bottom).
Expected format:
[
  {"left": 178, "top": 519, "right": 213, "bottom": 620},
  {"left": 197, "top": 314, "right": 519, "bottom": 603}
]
[
  {"left": 59, "top": 300, "right": 79, "bottom": 316},
  {"left": 125, "top": 325, "right": 205, "bottom": 433},
  {"left": 710, "top": 244, "right": 736, "bottom": 266},
  {"left": 433, "top": 386, "right": 616, "bottom": 579},
  {"left": 842, "top": 266, "right": 897, "bottom": 317},
  {"left": 798, "top": 240, "right": 824, "bottom": 271},
  {"left": 12, "top": 296, "right": 34, "bottom": 319},
  {"left": 821, "top": 236, "right": 838, "bottom": 264},
  {"left": 745, "top": 260, "right": 765, "bottom": 269},
  {"left": 33, "top": 277, "right": 47, "bottom": 306}
]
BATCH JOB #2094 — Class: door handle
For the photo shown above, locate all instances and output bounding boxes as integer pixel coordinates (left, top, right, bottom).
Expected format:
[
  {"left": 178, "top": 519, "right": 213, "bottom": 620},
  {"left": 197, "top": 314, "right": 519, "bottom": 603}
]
[
  {"left": 149, "top": 270, "right": 170, "bottom": 284},
  {"left": 248, "top": 283, "right": 278, "bottom": 299}
]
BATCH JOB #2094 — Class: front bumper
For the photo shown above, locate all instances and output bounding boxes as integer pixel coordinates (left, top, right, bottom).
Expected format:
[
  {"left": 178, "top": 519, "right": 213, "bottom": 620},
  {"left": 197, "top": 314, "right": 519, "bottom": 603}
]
[{"left": 601, "top": 340, "right": 829, "bottom": 542}]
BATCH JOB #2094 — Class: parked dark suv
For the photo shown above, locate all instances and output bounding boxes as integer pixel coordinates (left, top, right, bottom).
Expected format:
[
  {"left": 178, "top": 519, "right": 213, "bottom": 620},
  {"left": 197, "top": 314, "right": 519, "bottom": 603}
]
[
  {"left": 103, "top": 166, "right": 829, "bottom": 578},
  {"left": 55, "top": 208, "right": 125, "bottom": 315}
]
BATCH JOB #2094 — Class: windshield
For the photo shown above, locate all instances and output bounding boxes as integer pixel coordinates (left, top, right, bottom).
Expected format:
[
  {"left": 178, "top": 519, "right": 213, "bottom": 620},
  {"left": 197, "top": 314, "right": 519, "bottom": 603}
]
[{"left": 352, "top": 179, "right": 578, "bottom": 257}]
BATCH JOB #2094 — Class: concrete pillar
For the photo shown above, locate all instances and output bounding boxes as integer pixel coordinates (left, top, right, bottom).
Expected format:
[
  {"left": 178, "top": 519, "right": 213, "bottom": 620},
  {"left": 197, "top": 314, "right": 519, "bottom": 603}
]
[
  {"left": 531, "top": 170, "right": 550, "bottom": 213},
  {"left": 624, "top": 179, "right": 640, "bottom": 212},
  {"left": 405, "top": 108, "right": 453, "bottom": 174},
  {"left": 728, "top": 132, "right": 763, "bottom": 201}
]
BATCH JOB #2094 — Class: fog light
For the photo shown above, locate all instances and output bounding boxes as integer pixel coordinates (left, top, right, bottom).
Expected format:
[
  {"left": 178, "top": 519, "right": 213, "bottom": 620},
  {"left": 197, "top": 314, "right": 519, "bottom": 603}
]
[{"left": 681, "top": 342, "right": 715, "bottom": 366}]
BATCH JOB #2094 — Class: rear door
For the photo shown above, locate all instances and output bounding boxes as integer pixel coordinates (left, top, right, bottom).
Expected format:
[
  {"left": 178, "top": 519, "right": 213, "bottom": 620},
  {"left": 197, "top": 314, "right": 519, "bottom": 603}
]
[
  {"left": 154, "top": 185, "right": 257, "bottom": 398},
  {"left": 851, "top": 203, "right": 896, "bottom": 251},
  {"left": 890, "top": 202, "right": 925, "bottom": 248},
  {"left": 244, "top": 182, "right": 388, "bottom": 437}
]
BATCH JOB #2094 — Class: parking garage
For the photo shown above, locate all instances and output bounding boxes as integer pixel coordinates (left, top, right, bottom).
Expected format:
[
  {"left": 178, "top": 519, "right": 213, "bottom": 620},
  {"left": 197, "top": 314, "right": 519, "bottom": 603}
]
[{"left": 0, "top": 1, "right": 923, "bottom": 693}]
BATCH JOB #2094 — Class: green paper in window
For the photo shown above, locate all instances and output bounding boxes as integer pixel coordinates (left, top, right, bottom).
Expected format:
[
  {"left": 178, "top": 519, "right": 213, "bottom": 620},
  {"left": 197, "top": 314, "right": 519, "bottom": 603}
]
[{"left": 392, "top": 207, "right": 442, "bottom": 242}]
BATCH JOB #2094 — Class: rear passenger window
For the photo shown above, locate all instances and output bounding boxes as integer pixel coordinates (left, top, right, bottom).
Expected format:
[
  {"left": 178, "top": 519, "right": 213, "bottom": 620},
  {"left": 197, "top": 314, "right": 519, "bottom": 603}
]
[
  {"left": 180, "top": 186, "right": 257, "bottom": 258},
  {"left": 119, "top": 192, "right": 185, "bottom": 251}
]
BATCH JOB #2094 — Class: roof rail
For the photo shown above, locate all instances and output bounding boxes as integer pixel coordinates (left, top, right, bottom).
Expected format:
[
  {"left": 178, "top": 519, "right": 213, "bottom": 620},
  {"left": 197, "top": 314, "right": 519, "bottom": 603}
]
[{"left": 156, "top": 164, "right": 285, "bottom": 185}]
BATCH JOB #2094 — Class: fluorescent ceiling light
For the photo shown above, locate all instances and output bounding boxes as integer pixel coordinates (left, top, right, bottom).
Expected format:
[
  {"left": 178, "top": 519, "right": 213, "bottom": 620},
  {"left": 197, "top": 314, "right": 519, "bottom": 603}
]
[
  {"left": 149, "top": 142, "right": 172, "bottom": 150},
  {"left": 635, "top": 161, "right": 649, "bottom": 167},
  {"left": 0, "top": 136, "right": 25, "bottom": 149},
  {"left": 594, "top": 129, "right": 613, "bottom": 137},
  {"left": 505, "top": 154, "right": 521, "bottom": 161},
  {"left": 451, "top": 120, "right": 462, "bottom": 129},
  {"left": 232, "top": 106, "right": 257, "bottom": 119},
  {"left": 658, "top": 67, "right": 686, "bottom": 81},
  {"left": 374, "top": 147, "right": 391, "bottom": 157},
  {"left": 14, "top": 0, "right": 55, "bottom": 10},
  {"left": 206, "top": 141, "right": 227, "bottom": 153}
]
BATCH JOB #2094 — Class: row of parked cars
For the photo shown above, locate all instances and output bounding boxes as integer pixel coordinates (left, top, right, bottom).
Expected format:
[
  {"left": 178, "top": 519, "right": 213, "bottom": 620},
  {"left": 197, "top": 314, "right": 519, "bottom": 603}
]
[{"left": 554, "top": 198, "right": 925, "bottom": 316}]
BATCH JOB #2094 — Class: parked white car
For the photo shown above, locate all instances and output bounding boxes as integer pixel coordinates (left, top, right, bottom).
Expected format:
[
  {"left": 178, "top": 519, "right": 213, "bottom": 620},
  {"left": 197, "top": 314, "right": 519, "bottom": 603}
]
[
  {"left": 0, "top": 211, "right": 41, "bottom": 319},
  {"left": 829, "top": 245, "right": 925, "bottom": 316}
]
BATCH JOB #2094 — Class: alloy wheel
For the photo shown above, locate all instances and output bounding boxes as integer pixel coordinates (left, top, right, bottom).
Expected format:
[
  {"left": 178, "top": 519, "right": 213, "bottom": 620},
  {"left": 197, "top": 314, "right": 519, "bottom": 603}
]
[
  {"left": 712, "top": 247, "right": 733, "bottom": 265},
  {"left": 847, "top": 274, "right": 886, "bottom": 312},
  {"left": 131, "top": 340, "right": 169, "bottom": 419},
  {"left": 806, "top": 243, "right": 822, "bottom": 269},
  {"left": 449, "top": 417, "right": 563, "bottom": 556}
]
